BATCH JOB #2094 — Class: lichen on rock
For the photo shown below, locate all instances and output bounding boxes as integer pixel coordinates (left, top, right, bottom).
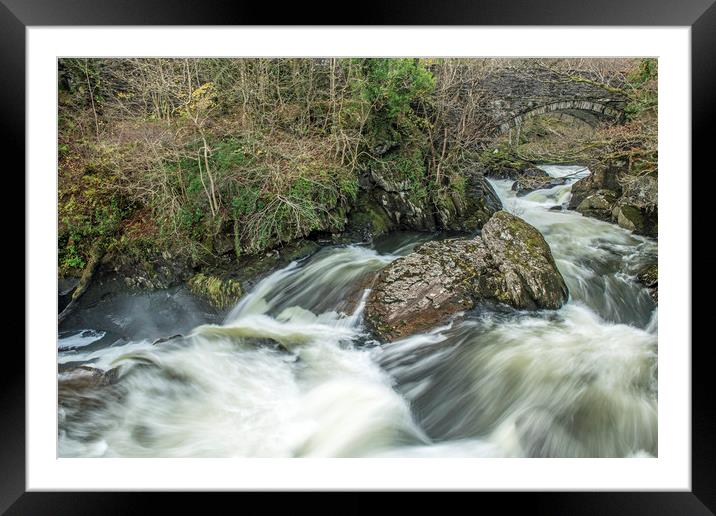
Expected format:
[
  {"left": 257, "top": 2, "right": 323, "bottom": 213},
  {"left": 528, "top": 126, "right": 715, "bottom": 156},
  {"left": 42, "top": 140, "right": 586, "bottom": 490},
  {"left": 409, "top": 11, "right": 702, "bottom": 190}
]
[
  {"left": 364, "top": 210, "right": 568, "bottom": 341},
  {"left": 480, "top": 211, "right": 569, "bottom": 310}
]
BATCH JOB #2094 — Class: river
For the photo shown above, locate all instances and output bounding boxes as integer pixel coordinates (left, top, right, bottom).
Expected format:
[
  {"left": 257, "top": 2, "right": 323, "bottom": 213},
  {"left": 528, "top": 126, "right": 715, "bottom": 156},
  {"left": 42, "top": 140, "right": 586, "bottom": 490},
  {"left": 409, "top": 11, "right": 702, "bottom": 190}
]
[{"left": 58, "top": 165, "right": 658, "bottom": 458}]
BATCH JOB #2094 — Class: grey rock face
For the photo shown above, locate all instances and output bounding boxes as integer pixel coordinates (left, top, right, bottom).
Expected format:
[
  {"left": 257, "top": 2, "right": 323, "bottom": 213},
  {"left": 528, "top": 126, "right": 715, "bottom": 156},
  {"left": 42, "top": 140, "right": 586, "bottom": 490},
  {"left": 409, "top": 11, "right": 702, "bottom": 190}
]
[
  {"left": 347, "top": 163, "right": 502, "bottom": 241},
  {"left": 440, "top": 170, "right": 503, "bottom": 232},
  {"left": 568, "top": 162, "right": 622, "bottom": 210},
  {"left": 480, "top": 211, "right": 569, "bottom": 310},
  {"left": 611, "top": 175, "right": 658, "bottom": 237},
  {"left": 636, "top": 263, "right": 658, "bottom": 303}
]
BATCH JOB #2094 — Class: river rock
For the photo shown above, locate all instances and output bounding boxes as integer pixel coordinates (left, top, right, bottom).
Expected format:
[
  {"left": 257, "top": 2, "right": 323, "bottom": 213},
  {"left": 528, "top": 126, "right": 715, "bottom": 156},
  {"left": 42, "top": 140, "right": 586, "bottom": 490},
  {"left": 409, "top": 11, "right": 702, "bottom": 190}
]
[
  {"left": 568, "top": 162, "right": 657, "bottom": 238},
  {"left": 58, "top": 365, "right": 120, "bottom": 392},
  {"left": 568, "top": 162, "right": 622, "bottom": 210},
  {"left": 612, "top": 175, "right": 658, "bottom": 237},
  {"left": 576, "top": 189, "right": 618, "bottom": 221},
  {"left": 636, "top": 263, "right": 658, "bottom": 303},
  {"left": 440, "top": 170, "right": 503, "bottom": 232},
  {"left": 512, "top": 175, "right": 568, "bottom": 196},
  {"left": 364, "top": 211, "right": 568, "bottom": 341},
  {"left": 187, "top": 273, "right": 243, "bottom": 310},
  {"left": 480, "top": 211, "right": 570, "bottom": 309}
]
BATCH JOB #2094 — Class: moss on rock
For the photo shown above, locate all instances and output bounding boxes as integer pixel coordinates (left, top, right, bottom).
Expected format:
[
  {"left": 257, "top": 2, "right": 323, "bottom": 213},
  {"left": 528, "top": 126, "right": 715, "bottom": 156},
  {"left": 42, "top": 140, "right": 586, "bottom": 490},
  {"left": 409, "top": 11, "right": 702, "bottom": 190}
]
[
  {"left": 613, "top": 204, "right": 645, "bottom": 233},
  {"left": 365, "top": 210, "right": 568, "bottom": 341},
  {"left": 345, "top": 195, "right": 396, "bottom": 242},
  {"left": 576, "top": 189, "right": 618, "bottom": 221},
  {"left": 188, "top": 273, "right": 243, "bottom": 310}
]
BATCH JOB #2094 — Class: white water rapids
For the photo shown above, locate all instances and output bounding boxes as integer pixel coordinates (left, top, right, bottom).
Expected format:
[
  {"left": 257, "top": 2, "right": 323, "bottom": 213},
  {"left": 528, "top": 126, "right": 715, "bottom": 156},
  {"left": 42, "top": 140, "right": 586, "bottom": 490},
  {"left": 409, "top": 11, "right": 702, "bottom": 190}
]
[{"left": 58, "top": 165, "right": 658, "bottom": 458}]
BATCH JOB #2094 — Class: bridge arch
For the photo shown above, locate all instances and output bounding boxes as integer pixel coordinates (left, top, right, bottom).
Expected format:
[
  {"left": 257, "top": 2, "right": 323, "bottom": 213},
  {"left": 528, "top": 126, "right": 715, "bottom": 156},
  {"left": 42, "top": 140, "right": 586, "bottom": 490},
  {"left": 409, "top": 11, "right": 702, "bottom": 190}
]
[{"left": 498, "top": 100, "right": 624, "bottom": 134}]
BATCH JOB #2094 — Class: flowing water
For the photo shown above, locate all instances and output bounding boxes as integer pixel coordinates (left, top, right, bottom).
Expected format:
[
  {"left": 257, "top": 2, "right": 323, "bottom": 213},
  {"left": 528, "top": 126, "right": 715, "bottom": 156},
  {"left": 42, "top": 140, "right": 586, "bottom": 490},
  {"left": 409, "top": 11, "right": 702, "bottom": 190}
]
[{"left": 58, "top": 165, "right": 658, "bottom": 458}]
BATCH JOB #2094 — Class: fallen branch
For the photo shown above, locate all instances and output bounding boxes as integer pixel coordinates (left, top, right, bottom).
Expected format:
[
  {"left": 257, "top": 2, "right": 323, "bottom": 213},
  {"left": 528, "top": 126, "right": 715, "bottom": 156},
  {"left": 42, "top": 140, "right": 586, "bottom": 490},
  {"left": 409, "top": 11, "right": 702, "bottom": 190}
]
[{"left": 58, "top": 239, "right": 106, "bottom": 325}]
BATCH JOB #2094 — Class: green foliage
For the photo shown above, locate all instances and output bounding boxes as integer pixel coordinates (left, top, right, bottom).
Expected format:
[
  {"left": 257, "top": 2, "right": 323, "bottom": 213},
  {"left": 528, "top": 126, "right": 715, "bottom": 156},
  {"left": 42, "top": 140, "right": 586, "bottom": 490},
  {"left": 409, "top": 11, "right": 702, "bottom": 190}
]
[
  {"left": 374, "top": 147, "right": 429, "bottom": 204},
  {"left": 624, "top": 58, "right": 658, "bottom": 120},
  {"left": 145, "top": 134, "right": 361, "bottom": 256},
  {"left": 358, "top": 59, "right": 435, "bottom": 119},
  {"left": 58, "top": 168, "right": 128, "bottom": 276},
  {"left": 57, "top": 57, "right": 658, "bottom": 278},
  {"left": 61, "top": 244, "right": 86, "bottom": 270},
  {"left": 355, "top": 59, "right": 436, "bottom": 148},
  {"left": 58, "top": 58, "right": 105, "bottom": 107},
  {"left": 231, "top": 186, "right": 262, "bottom": 218},
  {"left": 235, "top": 160, "right": 358, "bottom": 254}
]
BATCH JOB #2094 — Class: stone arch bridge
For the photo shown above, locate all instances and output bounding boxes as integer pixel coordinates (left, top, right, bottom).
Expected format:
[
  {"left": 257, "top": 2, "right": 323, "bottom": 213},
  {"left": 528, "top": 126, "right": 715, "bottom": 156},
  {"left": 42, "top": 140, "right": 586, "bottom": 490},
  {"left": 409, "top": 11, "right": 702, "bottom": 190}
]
[{"left": 478, "top": 67, "right": 628, "bottom": 134}]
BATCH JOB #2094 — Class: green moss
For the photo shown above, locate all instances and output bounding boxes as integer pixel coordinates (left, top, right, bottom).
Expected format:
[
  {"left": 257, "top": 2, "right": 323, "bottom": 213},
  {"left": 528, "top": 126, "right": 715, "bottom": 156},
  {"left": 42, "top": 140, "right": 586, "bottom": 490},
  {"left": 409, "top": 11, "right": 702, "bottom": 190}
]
[
  {"left": 188, "top": 273, "right": 243, "bottom": 310},
  {"left": 372, "top": 146, "right": 429, "bottom": 204},
  {"left": 615, "top": 204, "right": 645, "bottom": 232},
  {"left": 476, "top": 145, "right": 531, "bottom": 172},
  {"left": 348, "top": 198, "right": 394, "bottom": 238}
]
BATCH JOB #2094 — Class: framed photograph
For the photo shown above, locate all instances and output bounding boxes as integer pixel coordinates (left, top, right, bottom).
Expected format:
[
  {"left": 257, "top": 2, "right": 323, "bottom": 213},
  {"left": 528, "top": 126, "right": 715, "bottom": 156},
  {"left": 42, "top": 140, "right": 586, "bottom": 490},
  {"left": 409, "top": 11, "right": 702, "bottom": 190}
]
[{"left": 7, "top": 0, "right": 711, "bottom": 512}]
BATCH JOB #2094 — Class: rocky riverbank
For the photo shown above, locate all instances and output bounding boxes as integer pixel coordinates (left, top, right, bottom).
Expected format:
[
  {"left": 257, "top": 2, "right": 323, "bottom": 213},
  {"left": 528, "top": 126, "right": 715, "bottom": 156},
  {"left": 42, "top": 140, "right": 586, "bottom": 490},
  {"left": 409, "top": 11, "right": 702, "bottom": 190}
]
[
  {"left": 568, "top": 161, "right": 657, "bottom": 237},
  {"left": 58, "top": 163, "right": 503, "bottom": 323}
]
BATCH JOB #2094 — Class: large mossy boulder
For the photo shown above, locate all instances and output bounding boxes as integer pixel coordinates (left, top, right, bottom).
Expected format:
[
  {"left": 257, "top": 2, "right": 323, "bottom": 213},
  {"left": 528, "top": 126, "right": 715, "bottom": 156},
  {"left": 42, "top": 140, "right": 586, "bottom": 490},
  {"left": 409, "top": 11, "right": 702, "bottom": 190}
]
[
  {"left": 364, "top": 211, "right": 568, "bottom": 341},
  {"left": 612, "top": 175, "right": 658, "bottom": 237},
  {"left": 480, "top": 211, "right": 570, "bottom": 309}
]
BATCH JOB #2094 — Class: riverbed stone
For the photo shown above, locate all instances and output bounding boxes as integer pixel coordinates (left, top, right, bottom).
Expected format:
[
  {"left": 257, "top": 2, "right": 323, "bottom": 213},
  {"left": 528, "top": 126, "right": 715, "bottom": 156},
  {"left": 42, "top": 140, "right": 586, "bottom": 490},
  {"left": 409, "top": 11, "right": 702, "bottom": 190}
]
[
  {"left": 364, "top": 211, "right": 568, "bottom": 341},
  {"left": 636, "top": 263, "right": 658, "bottom": 303},
  {"left": 576, "top": 189, "right": 618, "bottom": 221},
  {"left": 568, "top": 161, "right": 622, "bottom": 209},
  {"left": 612, "top": 175, "right": 658, "bottom": 237},
  {"left": 512, "top": 175, "right": 568, "bottom": 196},
  {"left": 480, "top": 211, "right": 569, "bottom": 310}
]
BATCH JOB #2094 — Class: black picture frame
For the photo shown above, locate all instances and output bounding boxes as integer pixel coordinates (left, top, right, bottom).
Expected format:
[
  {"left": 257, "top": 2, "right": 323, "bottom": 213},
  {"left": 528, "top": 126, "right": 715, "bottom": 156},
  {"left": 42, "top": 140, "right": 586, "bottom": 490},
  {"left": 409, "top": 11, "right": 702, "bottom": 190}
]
[{"left": 5, "top": 1, "right": 710, "bottom": 513}]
